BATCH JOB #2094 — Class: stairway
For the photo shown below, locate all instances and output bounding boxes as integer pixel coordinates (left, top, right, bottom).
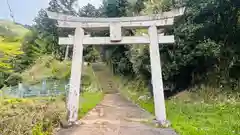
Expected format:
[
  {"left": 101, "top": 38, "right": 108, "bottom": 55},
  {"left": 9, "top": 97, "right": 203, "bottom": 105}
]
[{"left": 91, "top": 63, "right": 118, "bottom": 94}]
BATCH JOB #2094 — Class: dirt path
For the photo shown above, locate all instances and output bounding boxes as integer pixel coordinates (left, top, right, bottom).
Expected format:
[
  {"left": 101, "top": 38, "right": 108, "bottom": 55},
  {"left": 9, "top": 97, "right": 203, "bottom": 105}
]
[{"left": 57, "top": 63, "right": 177, "bottom": 135}]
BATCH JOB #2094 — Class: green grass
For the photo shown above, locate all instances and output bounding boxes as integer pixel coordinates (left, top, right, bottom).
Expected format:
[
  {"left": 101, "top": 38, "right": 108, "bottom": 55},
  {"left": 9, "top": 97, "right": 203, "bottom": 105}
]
[
  {"left": 0, "top": 36, "right": 23, "bottom": 71},
  {"left": 21, "top": 56, "right": 71, "bottom": 84},
  {"left": 116, "top": 78, "right": 240, "bottom": 135},
  {"left": 0, "top": 20, "right": 29, "bottom": 38},
  {"left": 81, "top": 64, "right": 102, "bottom": 92},
  {"left": 78, "top": 91, "right": 104, "bottom": 118},
  {"left": 166, "top": 100, "right": 240, "bottom": 135}
]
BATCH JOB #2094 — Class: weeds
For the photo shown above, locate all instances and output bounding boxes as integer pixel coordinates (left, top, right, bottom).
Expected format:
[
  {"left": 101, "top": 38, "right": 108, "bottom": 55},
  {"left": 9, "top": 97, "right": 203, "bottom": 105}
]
[{"left": 0, "top": 97, "right": 66, "bottom": 135}]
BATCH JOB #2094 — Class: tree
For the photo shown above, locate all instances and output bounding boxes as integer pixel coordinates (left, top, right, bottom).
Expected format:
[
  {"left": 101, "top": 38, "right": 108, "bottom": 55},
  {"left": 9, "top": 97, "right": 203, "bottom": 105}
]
[
  {"left": 130, "top": 0, "right": 240, "bottom": 90},
  {"left": 78, "top": 3, "right": 101, "bottom": 17},
  {"left": 100, "top": 0, "right": 135, "bottom": 76},
  {"left": 128, "top": 0, "right": 146, "bottom": 15},
  {"left": 100, "top": 0, "right": 240, "bottom": 92},
  {"left": 48, "top": 0, "right": 78, "bottom": 15},
  {"left": 34, "top": 9, "right": 59, "bottom": 55},
  {"left": 12, "top": 29, "right": 43, "bottom": 72},
  {"left": 143, "top": 0, "right": 172, "bottom": 14},
  {"left": 102, "top": 0, "right": 129, "bottom": 17},
  {"left": 21, "top": 0, "right": 79, "bottom": 62}
]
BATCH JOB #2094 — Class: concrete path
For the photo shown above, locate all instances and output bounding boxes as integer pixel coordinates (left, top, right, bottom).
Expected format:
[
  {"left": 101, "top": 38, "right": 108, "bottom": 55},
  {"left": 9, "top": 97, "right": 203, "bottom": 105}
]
[
  {"left": 56, "top": 63, "right": 177, "bottom": 135},
  {"left": 69, "top": 93, "right": 177, "bottom": 135}
]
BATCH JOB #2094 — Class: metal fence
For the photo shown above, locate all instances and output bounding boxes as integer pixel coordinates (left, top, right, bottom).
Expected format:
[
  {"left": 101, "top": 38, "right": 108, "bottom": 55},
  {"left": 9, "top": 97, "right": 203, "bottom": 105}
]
[{"left": 0, "top": 79, "right": 70, "bottom": 98}]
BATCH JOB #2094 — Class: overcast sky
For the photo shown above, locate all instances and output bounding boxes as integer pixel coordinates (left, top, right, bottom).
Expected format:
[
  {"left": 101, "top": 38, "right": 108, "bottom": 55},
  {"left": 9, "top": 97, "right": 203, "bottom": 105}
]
[{"left": 0, "top": 0, "right": 102, "bottom": 25}]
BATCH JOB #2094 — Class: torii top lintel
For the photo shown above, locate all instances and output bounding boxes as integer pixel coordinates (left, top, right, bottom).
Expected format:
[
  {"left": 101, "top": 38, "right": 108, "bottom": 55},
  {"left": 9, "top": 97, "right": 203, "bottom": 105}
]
[{"left": 46, "top": 7, "right": 185, "bottom": 29}]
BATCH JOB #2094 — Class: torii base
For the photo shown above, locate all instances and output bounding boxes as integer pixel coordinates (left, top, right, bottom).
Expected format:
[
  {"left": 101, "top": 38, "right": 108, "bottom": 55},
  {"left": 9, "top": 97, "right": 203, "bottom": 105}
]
[
  {"left": 60, "top": 120, "right": 81, "bottom": 129},
  {"left": 153, "top": 119, "right": 171, "bottom": 128}
]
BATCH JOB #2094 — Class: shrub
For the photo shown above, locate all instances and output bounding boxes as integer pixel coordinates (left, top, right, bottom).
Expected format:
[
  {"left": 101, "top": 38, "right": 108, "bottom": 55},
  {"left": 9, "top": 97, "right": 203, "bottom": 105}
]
[
  {"left": 0, "top": 97, "right": 66, "bottom": 135},
  {"left": 81, "top": 74, "right": 91, "bottom": 88},
  {"left": 84, "top": 46, "right": 100, "bottom": 62},
  {"left": 5, "top": 73, "right": 22, "bottom": 86},
  {"left": 51, "top": 60, "right": 71, "bottom": 80}
]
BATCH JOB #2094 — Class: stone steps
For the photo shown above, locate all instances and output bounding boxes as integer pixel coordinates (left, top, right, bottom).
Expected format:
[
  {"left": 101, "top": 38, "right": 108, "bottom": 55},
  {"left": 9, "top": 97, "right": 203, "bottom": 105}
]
[{"left": 91, "top": 63, "right": 118, "bottom": 94}]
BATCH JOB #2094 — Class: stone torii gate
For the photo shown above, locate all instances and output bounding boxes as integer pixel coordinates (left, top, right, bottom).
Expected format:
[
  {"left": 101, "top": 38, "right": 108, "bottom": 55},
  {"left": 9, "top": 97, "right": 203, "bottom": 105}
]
[{"left": 47, "top": 8, "right": 185, "bottom": 125}]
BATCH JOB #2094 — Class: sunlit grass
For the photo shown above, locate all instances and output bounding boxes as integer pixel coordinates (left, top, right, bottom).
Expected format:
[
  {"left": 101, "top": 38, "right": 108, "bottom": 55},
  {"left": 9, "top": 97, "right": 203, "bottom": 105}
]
[
  {"left": 78, "top": 91, "right": 104, "bottom": 119},
  {"left": 0, "top": 20, "right": 29, "bottom": 38},
  {"left": 117, "top": 79, "right": 240, "bottom": 135},
  {"left": 166, "top": 100, "right": 240, "bottom": 135}
]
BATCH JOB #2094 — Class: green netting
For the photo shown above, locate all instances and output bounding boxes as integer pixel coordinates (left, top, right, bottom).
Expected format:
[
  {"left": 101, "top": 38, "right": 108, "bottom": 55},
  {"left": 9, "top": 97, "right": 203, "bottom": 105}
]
[{"left": 1, "top": 79, "right": 69, "bottom": 98}]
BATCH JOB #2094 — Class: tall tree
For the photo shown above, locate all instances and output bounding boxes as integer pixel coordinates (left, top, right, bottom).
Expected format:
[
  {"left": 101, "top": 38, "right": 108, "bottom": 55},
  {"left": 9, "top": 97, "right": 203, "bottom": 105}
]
[
  {"left": 34, "top": 9, "right": 60, "bottom": 56},
  {"left": 48, "top": 0, "right": 78, "bottom": 15},
  {"left": 101, "top": 0, "right": 135, "bottom": 75},
  {"left": 23, "top": 0, "right": 79, "bottom": 61},
  {"left": 103, "top": 0, "right": 129, "bottom": 17},
  {"left": 78, "top": 3, "right": 101, "bottom": 17},
  {"left": 99, "top": 0, "right": 240, "bottom": 92},
  {"left": 125, "top": 0, "right": 240, "bottom": 90},
  {"left": 78, "top": 3, "right": 103, "bottom": 62}
]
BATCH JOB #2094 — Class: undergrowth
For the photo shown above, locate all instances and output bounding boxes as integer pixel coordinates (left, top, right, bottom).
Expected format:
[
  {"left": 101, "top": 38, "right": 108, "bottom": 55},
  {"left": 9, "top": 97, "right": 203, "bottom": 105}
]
[
  {"left": 0, "top": 97, "right": 66, "bottom": 135},
  {"left": 0, "top": 91, "right": 104, "bottom": 135}
]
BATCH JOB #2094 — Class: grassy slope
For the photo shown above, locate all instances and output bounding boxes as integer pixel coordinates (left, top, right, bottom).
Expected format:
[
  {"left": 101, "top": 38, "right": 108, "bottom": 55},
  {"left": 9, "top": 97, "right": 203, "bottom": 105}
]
[
  {"left": 0, "top": 37, "right": 22, "bottom": 59},
  {"left": 0, "top": 20, "right": 29, "bottom": 71},
  {"left": 21, "top": 56, "right": 71, "bottom": 84},
  {"left": 20, "top": 56, "right": 103, "bottom": 91},
  {"left": 0, "top": 20, "right": 29, "bottom": 51},
  {"left": 0, "top": 20, "right": 29, "bottom": 38},
  {"left": 0, "top": 37, "right": 22, "bottom": 57},
  {"left": 115, "top": 77, "right": 240, "bottom": 135}
]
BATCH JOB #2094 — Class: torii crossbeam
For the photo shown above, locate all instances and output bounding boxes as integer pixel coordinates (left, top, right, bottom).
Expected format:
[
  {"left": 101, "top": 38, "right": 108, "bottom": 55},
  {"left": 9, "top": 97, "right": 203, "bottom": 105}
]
[{"left": 47, "top": 7, "right": 185, "bottom": 125}]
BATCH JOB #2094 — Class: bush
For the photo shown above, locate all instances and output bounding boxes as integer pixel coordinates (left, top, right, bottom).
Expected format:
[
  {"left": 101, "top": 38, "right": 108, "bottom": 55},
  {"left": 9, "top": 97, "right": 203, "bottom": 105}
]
[
  {"left": 81, "top": 74, "right": 92, "bottom": 88},
  {"left": 0, "top": 97, "right": 66, "bottom": 135},
  {"left": 51, "top": 60, "right": 71, "bottom": 80},
  {"left": 84, "top": 46, "right": 100, "bottom": 62},
  {"left": 5, "top": 73, "right": 22, "bottom": 86}
]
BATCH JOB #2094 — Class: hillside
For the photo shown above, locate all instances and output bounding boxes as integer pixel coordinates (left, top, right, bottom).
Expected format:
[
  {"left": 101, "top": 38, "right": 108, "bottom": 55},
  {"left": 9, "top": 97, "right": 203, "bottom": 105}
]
[
  {"left": 0, "top": 20, "right": 29, "bottom": 72},
  {"left": 0, "top": 20, "right": 29, "bottom": 38}
]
